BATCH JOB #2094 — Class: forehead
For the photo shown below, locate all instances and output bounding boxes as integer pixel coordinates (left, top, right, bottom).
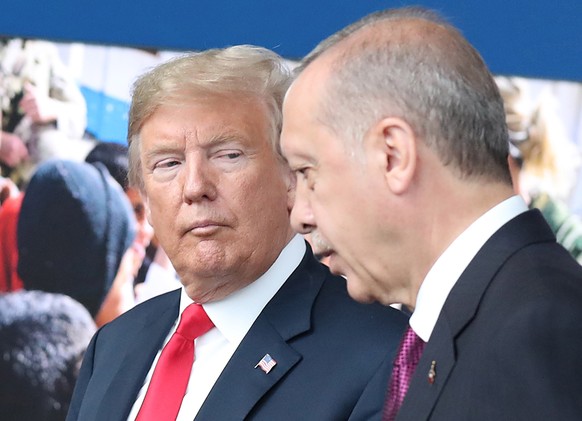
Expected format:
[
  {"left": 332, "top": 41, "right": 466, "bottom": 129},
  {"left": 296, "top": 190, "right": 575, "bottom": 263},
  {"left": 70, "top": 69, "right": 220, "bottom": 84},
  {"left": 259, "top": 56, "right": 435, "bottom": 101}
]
[
  {"left": 143, "top": 95, "right": 271, "bottom": 143},
  {"left": 281, "top": 65, "right": 331, "bottom": 158},
  {"left": 286, "top": 58, "right": 329, "bottom": 108}
]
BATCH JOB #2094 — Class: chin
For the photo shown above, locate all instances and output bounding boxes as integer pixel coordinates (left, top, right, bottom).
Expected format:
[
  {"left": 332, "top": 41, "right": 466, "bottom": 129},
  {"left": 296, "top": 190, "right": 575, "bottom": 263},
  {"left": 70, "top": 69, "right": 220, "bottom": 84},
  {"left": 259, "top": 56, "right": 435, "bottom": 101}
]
[{"left": 345, "top": 279, "right": 376, "bottom": 304}]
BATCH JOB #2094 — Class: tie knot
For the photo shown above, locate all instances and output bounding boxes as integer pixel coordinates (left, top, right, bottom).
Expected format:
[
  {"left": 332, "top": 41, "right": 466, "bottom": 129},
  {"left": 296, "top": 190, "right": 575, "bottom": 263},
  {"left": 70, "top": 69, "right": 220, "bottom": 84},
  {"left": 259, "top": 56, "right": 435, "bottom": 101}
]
[
  {"left": 176, "top": 304, "right": 214, "bottom": 340},
  {"left": 396, "top": 326, "right": 426, "bottom": 368}
]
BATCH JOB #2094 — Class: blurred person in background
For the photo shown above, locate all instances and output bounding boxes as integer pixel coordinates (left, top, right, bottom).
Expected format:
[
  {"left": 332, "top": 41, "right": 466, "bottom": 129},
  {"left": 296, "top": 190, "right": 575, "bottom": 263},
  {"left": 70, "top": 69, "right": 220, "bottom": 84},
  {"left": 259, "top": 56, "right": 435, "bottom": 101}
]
[
  {"left": 17, "top": 159, "right": 137, "bottom": 326},
  {"left": 0, "top": 290, "right": 96, "bottom": 421},
  {"left": 0, "top": 37, "right": 90, "bottom": 186},
  {"left": 0, "top": 187, "right": 23, "bottom": 292},
  {"left": 498, "top": 76, "right": 582, "bottom": 263},
  {"left": 84, "top": 140, "right": 180, "bottom": 301}
]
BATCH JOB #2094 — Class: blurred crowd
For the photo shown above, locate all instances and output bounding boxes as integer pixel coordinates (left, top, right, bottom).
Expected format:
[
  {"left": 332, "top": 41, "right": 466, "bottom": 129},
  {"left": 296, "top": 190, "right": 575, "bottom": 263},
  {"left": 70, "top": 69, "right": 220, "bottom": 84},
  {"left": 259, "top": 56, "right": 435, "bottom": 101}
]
[{"left": 0, "top": 37, "right": 179, "bottom": 420}]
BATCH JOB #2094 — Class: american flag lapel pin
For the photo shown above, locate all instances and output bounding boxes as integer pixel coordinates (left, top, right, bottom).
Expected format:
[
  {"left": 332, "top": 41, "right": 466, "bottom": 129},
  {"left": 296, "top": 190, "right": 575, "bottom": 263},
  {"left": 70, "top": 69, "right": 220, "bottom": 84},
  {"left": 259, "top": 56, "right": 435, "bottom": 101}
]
[{"left": 255, "top": 353, "right": 277, "bottom": 374}]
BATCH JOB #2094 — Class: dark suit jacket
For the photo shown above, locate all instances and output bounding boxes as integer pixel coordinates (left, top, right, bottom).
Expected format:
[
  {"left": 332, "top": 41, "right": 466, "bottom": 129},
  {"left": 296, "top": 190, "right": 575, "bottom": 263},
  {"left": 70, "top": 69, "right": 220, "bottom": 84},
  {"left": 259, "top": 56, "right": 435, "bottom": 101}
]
[
  {"left": 67, "top": 246, "right": 407, "bottom": 421},
  {"left": 397, "top": 209, "right": 582, "bottom": 420}
]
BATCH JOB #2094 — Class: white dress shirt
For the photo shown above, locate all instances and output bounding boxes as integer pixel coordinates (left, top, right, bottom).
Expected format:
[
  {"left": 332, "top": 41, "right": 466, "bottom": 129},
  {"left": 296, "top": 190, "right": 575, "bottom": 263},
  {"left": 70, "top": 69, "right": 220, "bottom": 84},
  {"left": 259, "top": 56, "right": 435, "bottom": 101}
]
[
  {"left": 409, "top": 196, "right": 528, "bottom": 342},
  {"left": 127, "top": 234, "right": 306, "bottom": 421}
]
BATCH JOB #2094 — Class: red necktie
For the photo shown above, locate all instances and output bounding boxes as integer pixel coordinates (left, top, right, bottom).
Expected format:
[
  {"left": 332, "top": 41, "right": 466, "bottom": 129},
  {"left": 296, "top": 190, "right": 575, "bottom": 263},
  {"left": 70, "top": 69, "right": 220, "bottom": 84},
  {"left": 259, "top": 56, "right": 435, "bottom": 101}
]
[
  {"left": 136, "top": 303, "right": 214, "bottom": 421},
  {"left": 382, "top": 326, "right": 426, "bottom": 421}
]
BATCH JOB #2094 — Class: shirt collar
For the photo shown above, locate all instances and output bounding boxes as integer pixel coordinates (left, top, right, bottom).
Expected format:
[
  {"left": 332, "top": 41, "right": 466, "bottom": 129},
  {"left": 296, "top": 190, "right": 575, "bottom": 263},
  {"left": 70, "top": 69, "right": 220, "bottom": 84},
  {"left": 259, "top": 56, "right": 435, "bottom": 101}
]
[
  {"left": 410, "top": 195, "right": 528, "bottom": 341},
  {"left": 179, "top": 234, "right": 306, "bottom": 346}
]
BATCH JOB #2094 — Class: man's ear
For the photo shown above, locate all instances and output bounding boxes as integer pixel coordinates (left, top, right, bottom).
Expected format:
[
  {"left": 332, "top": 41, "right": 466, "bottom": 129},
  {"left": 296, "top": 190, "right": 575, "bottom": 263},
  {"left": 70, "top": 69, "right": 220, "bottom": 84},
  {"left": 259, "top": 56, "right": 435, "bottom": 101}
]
[
  {"left": 368, "top": 117, "right": 417, "bottom": 194},
  {"left": 143, "top": 193, "right": 153, "bottom": 226}
]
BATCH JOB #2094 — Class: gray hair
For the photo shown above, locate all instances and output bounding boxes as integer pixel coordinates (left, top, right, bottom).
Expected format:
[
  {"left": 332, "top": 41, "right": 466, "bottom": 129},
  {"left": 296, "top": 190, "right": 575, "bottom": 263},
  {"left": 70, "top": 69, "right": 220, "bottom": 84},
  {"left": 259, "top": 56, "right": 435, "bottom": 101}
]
[
  {"left": 301, "top": 6, "right": 511, "bottom": 184},
  {"left": 127, "top": 45, "right": 292, "bottom": 191}
]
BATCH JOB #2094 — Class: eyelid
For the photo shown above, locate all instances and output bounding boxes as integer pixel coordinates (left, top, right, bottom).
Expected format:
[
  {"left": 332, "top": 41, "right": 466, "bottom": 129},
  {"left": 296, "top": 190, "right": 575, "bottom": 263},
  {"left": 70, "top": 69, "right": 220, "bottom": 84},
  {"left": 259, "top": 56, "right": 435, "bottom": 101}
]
[
  {"left": 151, "top": 157, "right": 182, "bottom": 172},
  {"left": 292, "top": 165, "right": 316, "bottom": 190},
  {"left": 212, "top": 149, "right": 244, "bottom": 161},
  {"left": 293, "top": 166, "right": 310, "bottom": 175},
  {"left": 145, "top": 148, "right": 181, "bottom": 169},
  {"left": 157, "top": 158, "right": 180, "bottom": 167}
]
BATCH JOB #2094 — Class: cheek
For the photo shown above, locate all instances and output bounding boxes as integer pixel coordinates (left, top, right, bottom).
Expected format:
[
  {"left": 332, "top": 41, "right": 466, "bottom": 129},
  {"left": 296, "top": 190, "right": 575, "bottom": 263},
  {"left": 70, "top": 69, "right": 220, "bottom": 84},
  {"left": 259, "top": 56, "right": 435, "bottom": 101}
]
[
  {"left": 239, "top": 166, "right": 288, "bottom": 213},
  {"left": 144, "top": 195, "right": 181, "bottom": 250},
  {"left": 236, "top": 196, "right": 290, "bottom": 258},
  {"left": 311, "top": 184, "right": 344, "bottom": 221},
  {"left": 234, "top": 188, "right": 280, "bottom": 233},
  {"left": 146, "top": 182, "right": 180, "bottom": 215},
  {"left": 313, "top": 189, "right": 360, "bottom": 245}
]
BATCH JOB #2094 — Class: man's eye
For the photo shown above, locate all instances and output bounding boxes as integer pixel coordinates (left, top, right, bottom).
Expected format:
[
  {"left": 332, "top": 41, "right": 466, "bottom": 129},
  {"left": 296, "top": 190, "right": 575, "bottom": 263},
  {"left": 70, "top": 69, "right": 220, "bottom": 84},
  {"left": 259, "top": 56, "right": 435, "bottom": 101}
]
[
  {"left": 295, "top": 168, "right": 309, "bottom": 178},
  {"left": 215, "top": 150, "right": 243, "bottom": 161},
  {"left": 294, "top": 167, "right": 315, "bottom": 190},
  {"left": 152, "top": 159, "right": 181, "bottom": 172},
  {"left": 159, "top": 160, "right": 180, "bottom": 168}
]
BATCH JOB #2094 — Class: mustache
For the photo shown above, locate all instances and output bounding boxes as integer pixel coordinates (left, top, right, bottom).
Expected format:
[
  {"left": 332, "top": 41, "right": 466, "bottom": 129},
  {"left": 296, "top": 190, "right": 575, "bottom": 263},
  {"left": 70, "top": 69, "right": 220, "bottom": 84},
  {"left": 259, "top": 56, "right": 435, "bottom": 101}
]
[{"left": 309, "top": 231, "right": 333, "bottom": 257}]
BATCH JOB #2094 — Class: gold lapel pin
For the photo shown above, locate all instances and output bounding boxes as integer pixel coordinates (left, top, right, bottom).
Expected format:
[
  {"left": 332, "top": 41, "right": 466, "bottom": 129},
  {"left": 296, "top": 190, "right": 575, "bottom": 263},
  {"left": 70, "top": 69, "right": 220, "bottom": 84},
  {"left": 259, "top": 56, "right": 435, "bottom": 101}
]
[{"left": 428, "top": 360, "right": 436, "bottom": 384}]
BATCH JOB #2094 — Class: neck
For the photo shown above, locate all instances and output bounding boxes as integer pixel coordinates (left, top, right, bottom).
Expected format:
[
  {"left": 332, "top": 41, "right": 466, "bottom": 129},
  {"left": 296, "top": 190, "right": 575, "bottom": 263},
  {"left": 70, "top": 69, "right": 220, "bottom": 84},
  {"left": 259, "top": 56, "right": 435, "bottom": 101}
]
[{"left": 402, "top": 175, "right": 515, "bottom": 309}]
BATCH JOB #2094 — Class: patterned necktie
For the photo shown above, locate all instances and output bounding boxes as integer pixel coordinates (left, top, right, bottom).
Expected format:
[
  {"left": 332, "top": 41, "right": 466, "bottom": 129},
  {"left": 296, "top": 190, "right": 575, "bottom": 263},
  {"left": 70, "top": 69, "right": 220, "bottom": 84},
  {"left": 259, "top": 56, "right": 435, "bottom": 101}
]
[
  {"left": 136, "top": 303, "right": 214, "bottom": 421},
  {"left": 382, "top": 325, "right": 426, "bottom": 421}
]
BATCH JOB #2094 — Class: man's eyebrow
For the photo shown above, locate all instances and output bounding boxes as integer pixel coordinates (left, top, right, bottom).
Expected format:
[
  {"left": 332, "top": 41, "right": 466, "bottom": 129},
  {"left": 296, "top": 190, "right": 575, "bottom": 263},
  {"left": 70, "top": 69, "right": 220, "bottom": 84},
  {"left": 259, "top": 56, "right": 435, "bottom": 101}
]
[
  {"left": 283, "top": 143, "right": 317, "bottom": 163},
  {"left": 286, "top": 153, "right": 318, "bottom": 170},
  {"left": 202, "top": 129, "right": 247, "bottom": 148},
  {"left": 142, "top": 144, "right": 179, "bottom": 161}
]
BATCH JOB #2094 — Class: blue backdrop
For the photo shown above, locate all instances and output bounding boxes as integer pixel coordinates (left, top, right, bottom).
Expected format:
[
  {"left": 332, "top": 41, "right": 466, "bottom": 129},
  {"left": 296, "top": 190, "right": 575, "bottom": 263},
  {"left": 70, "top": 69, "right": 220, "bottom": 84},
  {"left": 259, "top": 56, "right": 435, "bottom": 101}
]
[{"left": 0, "top": 0, "right": 580, "bottom": 81}]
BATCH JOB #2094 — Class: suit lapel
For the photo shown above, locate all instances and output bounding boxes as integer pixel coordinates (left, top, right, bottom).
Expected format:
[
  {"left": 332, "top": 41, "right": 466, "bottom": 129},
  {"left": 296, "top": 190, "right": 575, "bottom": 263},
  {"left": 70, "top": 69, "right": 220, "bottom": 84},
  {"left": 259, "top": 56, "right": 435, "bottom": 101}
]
[
  {"left": 96, "top": 291, "right": 181, "bottom": 421},
  {"left": 397, "top": 318, "right": 456, "bottom": 420},
  {"left": 196, "top": 248, "right": 324, "bottom": 420},
  {"left": 195, "top": 317, "right": 302, "bottom": 420},
  {"left": 398, "top": 210, "right": 555, "bottom": 420}
]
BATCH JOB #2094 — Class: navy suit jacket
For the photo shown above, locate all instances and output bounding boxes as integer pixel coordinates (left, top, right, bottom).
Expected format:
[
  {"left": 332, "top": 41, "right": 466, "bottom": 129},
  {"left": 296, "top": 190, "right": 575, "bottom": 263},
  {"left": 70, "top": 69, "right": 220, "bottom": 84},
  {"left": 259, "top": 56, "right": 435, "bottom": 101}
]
[
  {"left": 67, "top": 246, "right": 407, "bottom": 421},
  {"left": 397, "top": 209, "right": 582, "bottom": 420}
]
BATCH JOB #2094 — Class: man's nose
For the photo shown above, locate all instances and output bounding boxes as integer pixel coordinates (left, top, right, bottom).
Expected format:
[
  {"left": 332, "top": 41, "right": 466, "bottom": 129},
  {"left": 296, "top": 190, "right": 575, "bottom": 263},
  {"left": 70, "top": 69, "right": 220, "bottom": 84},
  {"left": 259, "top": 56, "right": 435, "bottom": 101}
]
[
  {"left": 290, "top": 190, "right": 316, "bottom": 234},
  {"left": 182, "top": 159, "right": 218, "bottom": 204}
]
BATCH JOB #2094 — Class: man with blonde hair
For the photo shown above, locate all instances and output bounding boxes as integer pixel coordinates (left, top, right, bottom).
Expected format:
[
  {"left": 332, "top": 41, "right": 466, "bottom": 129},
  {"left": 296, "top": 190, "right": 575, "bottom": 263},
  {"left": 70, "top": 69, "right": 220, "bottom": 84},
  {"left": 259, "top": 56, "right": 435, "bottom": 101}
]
[
  {"left": 68, "top": 45, "right": 407, "bottom": 421},
  {"left": 282, "top": 6, "right": 582, "bottom": 420}
]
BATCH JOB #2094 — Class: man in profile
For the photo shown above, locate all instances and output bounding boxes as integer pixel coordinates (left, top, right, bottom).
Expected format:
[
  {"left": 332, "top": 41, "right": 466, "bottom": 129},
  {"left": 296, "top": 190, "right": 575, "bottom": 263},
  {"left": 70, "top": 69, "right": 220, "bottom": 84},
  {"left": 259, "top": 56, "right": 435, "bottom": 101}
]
[{"left": 281, "top": 7, "right": 582, "bottom": 419}]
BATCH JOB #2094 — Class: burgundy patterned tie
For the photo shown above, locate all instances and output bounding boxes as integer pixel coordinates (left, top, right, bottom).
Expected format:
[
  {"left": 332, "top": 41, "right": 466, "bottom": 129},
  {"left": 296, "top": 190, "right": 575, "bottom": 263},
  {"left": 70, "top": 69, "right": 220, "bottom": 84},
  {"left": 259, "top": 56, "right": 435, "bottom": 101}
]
[
  {"left": 136, "top": 303, "right": 214, "bottom": 421},
  {"left": 382, "top": 326, "right": 426, "bottom": 421}
]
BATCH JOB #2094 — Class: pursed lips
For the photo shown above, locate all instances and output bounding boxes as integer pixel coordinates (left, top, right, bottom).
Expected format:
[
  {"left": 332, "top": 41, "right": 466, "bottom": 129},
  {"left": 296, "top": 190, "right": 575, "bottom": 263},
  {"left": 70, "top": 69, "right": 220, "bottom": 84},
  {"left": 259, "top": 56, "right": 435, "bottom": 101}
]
[{"left": 183, "top": 220, "right": 228, "bottom": 236}]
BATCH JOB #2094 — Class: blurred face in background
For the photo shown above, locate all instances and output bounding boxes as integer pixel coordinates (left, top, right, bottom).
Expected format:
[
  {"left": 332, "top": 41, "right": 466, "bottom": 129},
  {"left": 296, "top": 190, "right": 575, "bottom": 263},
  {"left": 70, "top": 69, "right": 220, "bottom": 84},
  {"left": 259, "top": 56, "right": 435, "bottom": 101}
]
[
  {"left": 125, "top": 186, "right": 154, "bottom": 269},
  {"left": 95, "top": 247, "right": 138, "bottom": 327}
]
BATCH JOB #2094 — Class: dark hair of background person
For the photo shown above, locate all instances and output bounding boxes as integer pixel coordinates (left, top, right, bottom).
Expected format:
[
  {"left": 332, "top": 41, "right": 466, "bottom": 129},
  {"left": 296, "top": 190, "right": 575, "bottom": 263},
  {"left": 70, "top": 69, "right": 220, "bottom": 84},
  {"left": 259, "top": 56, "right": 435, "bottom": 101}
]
[
  {"left": 17, "top": 159, "right": 136, "bottom": 317},
  {"left": 0, "top": 290, "right": 96, "bottom": 421},
  {"left": 84, "top": 141, "right": 156, "bottom": 286},
  {"left": 85, "top": 141, "right": 130, "bottom": 190}
]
